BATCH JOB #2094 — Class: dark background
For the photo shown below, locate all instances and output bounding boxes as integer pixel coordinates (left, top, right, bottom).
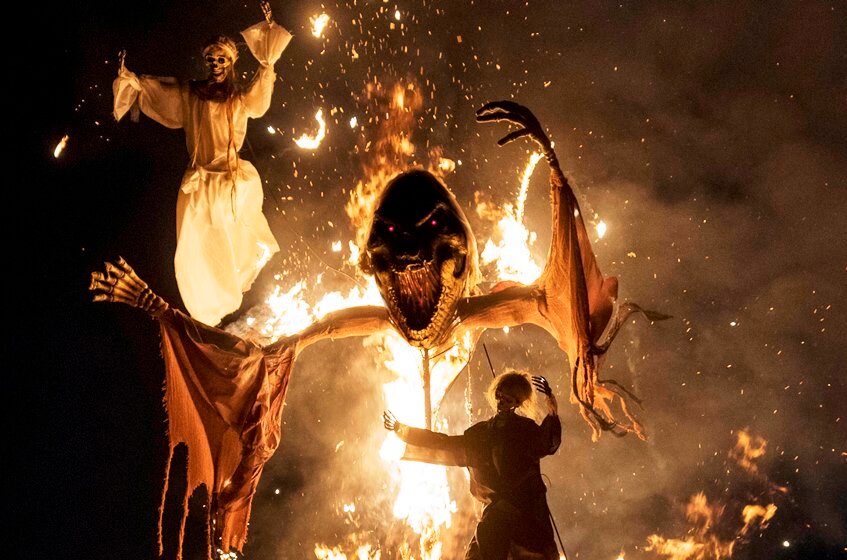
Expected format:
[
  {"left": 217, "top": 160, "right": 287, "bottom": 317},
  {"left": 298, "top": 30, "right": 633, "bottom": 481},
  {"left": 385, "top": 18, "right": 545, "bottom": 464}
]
[{"left": 18, "top": 1, "right": 845, "bottom": 559}]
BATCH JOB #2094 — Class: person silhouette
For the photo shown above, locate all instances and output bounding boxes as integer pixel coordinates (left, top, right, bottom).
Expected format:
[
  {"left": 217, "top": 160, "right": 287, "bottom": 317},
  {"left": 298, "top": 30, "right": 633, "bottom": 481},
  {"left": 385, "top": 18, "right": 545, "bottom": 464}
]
[{"left": 384, "top": 371, "right": 561, "bottom": 559}]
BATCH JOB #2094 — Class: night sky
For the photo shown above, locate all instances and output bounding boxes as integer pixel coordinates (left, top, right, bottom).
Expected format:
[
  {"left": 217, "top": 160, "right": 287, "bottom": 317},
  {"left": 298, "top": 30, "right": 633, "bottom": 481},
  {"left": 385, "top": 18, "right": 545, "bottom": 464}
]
[{"left": 21, "top": 1, "right": 845, "bottom": 559}]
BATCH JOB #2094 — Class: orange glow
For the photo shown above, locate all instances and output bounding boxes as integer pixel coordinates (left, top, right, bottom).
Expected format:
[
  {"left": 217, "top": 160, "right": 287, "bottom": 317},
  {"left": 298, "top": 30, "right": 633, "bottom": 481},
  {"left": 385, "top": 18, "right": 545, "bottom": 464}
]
[
  {"left": 53, "top": 134, "right": 69, "bottom": 158},
  {"left": 295, "top": 109, "right": 327, "bottom": 149},
  {"left": 479, "top": 152, "right": 544, "bottom": 283},
  {"left": 310, "top": 13, "right": 330, "bottom": 38}
]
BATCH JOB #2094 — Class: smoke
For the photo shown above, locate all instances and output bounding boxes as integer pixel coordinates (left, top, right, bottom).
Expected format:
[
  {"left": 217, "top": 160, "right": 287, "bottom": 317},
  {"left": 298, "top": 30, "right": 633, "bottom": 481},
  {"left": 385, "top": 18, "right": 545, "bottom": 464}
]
[{"left": 42, "top": 0, "right": 846, "bottom": 558}]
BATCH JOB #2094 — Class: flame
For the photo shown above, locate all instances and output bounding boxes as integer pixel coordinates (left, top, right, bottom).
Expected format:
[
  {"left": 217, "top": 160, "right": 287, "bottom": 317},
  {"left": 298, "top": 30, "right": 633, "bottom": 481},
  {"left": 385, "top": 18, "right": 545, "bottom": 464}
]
[
  {"left": 646, "top": 493, "right": 736, "bottom": 559},
  {"left": 311, "top": 13, "right": 330, "bottom": 38},
  {"left": 231, "top": 78, "right": 553, "bottom": 557},
  {"left": 437, "top": 157, "right": 456, "bottom": 173},
  {"left": 740, "top": 503, "right": 777, "bottom": 536},
  {"left": 596, "top": 219, "right": 607, "bottom": 239},
  {"left": 314, "top": 544, "right": 380, "bottom": 560},
  {"left": 729, "top": 430, "right": 767, "bottom": 475},
  {"left": 295, "top": 109, "right": 327, "bottom": 149},
  {"left": 375, "top": 329, "right": 471, "bottom": 559},
  {"left": 646, "top": 431, "right": 783, "bottom": 559},
  {"left": 479, "top": 152, "right": 545, "bottom": 283},
  {"left": 53, "top": 134, "right": 69, "bottom": 158},
  {"left": 345, "top": 81, "right": 424, "bottom": 253}
]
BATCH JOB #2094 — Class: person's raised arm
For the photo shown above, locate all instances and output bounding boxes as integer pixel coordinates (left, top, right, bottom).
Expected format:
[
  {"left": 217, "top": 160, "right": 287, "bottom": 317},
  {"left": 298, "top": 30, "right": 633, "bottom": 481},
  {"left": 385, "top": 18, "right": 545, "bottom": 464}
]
[{"left": 383, "top": 410, "right": 462, "bottom": 451}]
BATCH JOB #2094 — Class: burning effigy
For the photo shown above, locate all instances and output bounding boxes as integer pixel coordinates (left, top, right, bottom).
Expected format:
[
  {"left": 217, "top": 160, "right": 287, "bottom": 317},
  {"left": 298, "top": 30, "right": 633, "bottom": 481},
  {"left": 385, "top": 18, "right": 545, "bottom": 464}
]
[
  {"left": 112, "top": 1, "right": 292, "bottom": 327},
  {"left": 90, "top": 95, "right": 666, "bottom": 558}
]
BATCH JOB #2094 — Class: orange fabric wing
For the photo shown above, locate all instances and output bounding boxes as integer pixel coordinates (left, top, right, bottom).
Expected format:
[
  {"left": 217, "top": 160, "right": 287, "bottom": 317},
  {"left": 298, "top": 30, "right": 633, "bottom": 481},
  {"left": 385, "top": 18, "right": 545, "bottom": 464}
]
[{"left": 158, "top": 309, "right": 295, "bottom": 557}]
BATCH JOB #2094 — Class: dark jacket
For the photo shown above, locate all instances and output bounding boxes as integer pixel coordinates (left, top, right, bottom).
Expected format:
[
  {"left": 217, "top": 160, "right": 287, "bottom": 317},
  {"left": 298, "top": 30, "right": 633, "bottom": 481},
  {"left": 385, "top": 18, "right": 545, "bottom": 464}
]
[{"left": 398, "top": 410, "right": 562, "bottom": 509}]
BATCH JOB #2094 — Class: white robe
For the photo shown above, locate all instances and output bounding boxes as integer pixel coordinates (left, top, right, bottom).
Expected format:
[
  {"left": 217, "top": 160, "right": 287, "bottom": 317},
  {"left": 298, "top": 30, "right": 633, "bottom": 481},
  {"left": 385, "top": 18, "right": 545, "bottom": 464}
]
[{"left": 113, "top": 21, "right": 292, "bottom": 326}]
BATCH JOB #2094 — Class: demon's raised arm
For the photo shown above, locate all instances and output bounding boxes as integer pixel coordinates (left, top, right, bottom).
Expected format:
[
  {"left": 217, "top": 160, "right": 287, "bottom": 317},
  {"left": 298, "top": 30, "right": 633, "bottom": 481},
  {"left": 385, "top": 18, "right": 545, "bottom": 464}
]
[{"left": 463, "top": 101, "right": 669, "bottom": 440}]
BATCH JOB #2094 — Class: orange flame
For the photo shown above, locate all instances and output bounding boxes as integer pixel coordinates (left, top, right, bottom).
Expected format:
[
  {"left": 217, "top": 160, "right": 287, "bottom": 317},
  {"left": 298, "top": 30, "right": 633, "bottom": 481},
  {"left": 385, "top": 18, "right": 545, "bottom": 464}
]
[
  {"left": 729, "top": 430, "right": 767, "bottom": 476},
  {"left": 646, "top": 431, "right": 782, "bottom": 559},
  {"left": 479, "top": 152, "right": 545, "bottom": 283},
  {"left": 295, "top": 109, "right": 327, "bottom": 149}
]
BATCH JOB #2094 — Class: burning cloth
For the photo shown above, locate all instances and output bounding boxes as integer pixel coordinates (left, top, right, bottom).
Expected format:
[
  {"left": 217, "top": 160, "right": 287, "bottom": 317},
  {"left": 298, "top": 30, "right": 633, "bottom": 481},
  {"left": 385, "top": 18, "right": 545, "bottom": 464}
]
[{"left": 113, "top": 19, "right": 292, "bottom": 326}]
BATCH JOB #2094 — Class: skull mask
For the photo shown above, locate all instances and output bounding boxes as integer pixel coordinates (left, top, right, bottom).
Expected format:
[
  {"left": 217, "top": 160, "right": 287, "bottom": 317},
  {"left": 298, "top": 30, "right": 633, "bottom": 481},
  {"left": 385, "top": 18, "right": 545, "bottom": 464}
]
[
  {"left": 202, "top": 36, "right": 237, "bottom": 84},
  {"left": 361, "top": 170, "right": 479, "bottom": 349}
]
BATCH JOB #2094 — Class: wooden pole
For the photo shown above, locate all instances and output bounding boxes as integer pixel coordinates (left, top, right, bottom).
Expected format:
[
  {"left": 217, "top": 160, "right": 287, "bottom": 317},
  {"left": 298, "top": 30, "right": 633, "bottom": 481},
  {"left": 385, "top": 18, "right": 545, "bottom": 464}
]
[{"left": 423, "top": 348, "right": 432, "bottom": 429}]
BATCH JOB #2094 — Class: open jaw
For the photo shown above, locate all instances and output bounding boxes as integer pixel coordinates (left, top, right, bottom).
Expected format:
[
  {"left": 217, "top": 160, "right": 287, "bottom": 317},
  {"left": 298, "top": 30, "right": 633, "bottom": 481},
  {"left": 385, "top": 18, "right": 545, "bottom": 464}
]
[{"left": 381, "top": 255, "right": 466, "bottom": 347}]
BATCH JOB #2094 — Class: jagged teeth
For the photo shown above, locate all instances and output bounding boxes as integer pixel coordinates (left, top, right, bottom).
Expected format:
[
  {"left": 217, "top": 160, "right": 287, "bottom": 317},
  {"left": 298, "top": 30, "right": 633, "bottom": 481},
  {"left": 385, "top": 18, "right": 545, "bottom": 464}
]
[{"left": 393, "top": 261, "right": 439, "bottom": 319}]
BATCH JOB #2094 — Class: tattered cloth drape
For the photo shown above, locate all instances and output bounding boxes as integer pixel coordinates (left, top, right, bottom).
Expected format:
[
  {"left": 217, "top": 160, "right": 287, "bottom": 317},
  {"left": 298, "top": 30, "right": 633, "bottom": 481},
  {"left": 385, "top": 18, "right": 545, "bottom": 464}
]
[
  {"left": 158, "top": 308, "right": 295, "bottom": 557},
  {"left": 113, "top": 20, "right": 292, "bottom": 326}
]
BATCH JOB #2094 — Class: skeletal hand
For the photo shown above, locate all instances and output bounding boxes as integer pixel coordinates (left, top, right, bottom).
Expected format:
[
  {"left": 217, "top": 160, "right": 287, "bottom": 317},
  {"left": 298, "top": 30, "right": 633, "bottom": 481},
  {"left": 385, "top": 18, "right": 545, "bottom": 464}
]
[
  {"left": 532, "top": 375, "right": 552, "bottom": 396},
  {"left": 261, "top": 0, "right": 273, "bottom": 23},
  {"left": 89, "top": 257, "right": 168, "bottom": 318},
  {"left": 383, "top": 410, "right": 400, "bottom": 432},
  {"left": 532, "top": 375, "right": 558, "bottom": 415},
  {"left": 118, "top": 49, "right": 126, "bottom": 72},
  {"left": 475, "top": 101, "right": 557, "bottom": 164}
]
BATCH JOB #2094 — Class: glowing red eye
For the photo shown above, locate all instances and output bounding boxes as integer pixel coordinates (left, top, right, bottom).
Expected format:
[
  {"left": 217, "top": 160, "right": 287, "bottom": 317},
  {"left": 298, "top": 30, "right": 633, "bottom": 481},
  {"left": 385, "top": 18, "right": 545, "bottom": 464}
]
[
  {"left": 388, "top": 226, "right": 395, "bottom": 232},
  {"left": 430, "top": 220, "right": 437, "bottom": 226}
]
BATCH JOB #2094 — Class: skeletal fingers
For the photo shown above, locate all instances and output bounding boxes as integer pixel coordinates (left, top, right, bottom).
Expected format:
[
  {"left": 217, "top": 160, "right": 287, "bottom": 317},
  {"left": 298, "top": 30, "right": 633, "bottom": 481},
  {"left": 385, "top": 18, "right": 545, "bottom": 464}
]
[
  {"left": 475, "top": 100, "right": 553, "bottom": 154},
  {"left": 89, "top": 259, "right": 168, "bottom": 317}
]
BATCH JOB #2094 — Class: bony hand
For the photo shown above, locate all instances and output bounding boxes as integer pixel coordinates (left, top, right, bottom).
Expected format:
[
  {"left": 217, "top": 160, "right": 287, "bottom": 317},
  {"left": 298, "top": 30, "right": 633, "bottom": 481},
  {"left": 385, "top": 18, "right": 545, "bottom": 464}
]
[
  {"left": 532, "top": 376, "right": 558, "bottom": 415},
  {"left": 532, "top": 375, "right": 553, "bottom": 396},
  {"left": 383, "top": 410, "right": 399, "bottom": 432},
  {"left": 475, "top": 100, "right": 557, "bottom": 164}
]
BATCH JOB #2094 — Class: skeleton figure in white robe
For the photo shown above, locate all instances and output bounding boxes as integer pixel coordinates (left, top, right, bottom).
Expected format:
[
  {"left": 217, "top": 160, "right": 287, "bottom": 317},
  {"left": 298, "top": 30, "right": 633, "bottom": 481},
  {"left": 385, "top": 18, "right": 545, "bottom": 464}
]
[{"left": 113, "top": 9, "right": 292, "bottom": 326}]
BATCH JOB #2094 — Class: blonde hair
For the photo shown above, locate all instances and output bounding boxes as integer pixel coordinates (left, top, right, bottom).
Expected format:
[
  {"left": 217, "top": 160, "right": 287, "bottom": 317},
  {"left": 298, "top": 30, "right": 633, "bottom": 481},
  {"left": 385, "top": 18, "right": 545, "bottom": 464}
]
[{"left": 485, "top": 370, "right": 536, "bottom": 416}]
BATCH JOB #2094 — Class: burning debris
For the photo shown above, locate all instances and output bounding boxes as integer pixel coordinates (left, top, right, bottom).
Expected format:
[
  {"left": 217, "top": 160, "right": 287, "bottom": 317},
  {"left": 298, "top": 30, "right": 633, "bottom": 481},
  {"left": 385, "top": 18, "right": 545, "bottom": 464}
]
[
  {"left": 53, "top": 134, "right": 69, "bottom": 158},
  {"left": 645, "top": 430, "right": 786, "bottom": 560},
  {"left": 91, "top": 89, "right": 665, "bottom": 558},
  {"left": 311, "top": 13, "right": 330, "bottom": 38},
  {"left": 295, "top": 108, "right": 328, "bottom": 150}
]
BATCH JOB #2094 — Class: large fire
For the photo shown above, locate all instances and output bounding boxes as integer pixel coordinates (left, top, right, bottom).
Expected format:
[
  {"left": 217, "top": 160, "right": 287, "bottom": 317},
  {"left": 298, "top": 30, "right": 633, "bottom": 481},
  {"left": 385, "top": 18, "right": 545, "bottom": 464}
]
[{"left": 230, "top": 77, "right": 549, "bottom": 557}]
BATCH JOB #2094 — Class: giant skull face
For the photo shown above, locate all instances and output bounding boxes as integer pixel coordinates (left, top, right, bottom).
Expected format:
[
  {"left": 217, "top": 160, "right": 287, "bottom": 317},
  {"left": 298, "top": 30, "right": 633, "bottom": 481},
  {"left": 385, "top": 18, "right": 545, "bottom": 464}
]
[{"left": 362, "top": 170, "right": 477, "bottom": 348}]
